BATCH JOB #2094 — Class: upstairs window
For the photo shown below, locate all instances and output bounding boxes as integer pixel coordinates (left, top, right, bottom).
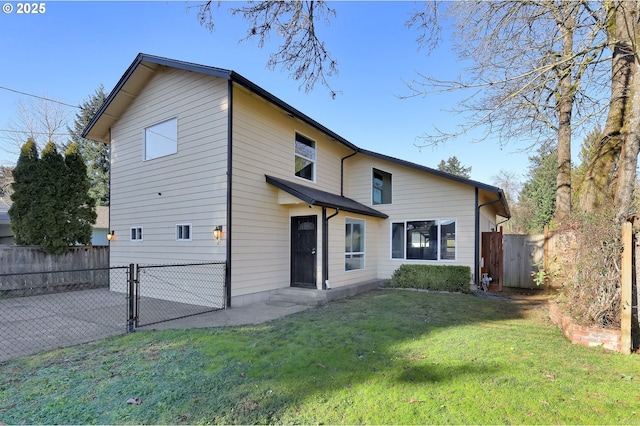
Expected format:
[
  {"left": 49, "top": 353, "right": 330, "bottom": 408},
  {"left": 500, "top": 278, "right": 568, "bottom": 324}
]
[
  {"left": 372, "top": 168, "right": 392, "bottom": 205},
  {"left": 294, "top": 132, "right": 316, "bottom": 181},
  {"left": 145, "top": 118, "right": 177, "bottom": 160}
]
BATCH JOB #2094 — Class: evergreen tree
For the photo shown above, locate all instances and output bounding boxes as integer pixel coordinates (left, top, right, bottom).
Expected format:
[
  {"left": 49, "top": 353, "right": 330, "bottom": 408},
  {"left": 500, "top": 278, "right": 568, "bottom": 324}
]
[
  {"left": 64, "top": 142, "right": 96, "bottom": 246},
  {"left": 519, "top": 145, "right": 557, "bottom": 233},
  {"left": 437, "top": 156, "right": 472, "bottom": 178},
  {"left": 68, "top": 86, "right": 109, "bottom": 205},
  {"left": 9, "top": 139, "right": 42, "bottom": 245},
  {"left": 38, "top": 142, "right": 68, "bottom": 254}
]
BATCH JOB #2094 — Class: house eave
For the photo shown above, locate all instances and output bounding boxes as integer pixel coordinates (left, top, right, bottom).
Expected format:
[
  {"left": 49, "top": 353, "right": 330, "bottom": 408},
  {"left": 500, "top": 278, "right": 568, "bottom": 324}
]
[{"left": 83, "top": 53, "right": 510, "bottom": 219}]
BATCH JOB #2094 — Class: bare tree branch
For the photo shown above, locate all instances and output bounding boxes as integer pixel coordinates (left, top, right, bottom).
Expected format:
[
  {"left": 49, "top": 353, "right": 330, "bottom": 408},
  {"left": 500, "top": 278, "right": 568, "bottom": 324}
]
[
  {"left": 1, "top": 97, "right": 71, "bottom": 161},
  {"left": 232, "top": 1, "right": 339, "bottom": 98},
  {"left": 193, "top": 0, "right": 339, "bottom": 97}
]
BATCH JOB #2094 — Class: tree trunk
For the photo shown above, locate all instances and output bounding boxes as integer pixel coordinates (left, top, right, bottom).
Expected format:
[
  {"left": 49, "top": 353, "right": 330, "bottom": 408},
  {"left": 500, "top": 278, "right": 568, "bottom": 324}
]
[
  {"left": 579, "top": 0, "right": 635, "bottom": 213},
  {"left": 554, "top": 6, "right": 575, "bottom": 225},
  {"left": 614, "top": 4, "right": 640, "bottom": 221}
]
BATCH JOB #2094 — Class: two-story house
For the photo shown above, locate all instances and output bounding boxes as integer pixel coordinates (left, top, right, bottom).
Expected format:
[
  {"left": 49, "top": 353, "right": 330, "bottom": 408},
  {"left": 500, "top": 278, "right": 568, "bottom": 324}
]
[{"left": 84, "top": 54, "right": 509, "bottom": 308}]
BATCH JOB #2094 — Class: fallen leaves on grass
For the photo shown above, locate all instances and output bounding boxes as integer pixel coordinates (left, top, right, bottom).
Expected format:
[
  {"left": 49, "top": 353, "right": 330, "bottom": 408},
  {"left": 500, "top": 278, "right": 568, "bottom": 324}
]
[{"left": 408, "top": 398, "right": 423, "bottom": 404}]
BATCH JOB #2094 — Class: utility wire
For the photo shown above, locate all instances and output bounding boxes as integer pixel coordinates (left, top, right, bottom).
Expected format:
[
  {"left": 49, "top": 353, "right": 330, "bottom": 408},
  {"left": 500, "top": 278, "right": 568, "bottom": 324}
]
[
  {"left": 0, "top": 129, "right": 70, "bottom": 136},
  {"left": 0, "top": 86, "right": 81, "bottom": 109}
]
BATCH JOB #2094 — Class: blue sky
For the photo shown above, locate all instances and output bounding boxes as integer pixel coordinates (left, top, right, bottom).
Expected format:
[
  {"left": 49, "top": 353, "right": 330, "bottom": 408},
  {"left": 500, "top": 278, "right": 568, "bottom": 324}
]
[{"left": 0, "top": 1, "right": 563, "bottom": 186}]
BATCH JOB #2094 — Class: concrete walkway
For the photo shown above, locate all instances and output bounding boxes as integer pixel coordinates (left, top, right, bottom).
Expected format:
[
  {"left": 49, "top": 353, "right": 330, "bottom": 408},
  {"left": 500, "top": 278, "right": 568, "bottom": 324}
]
[{"left": 139, "top": 300, "right": 313, "bottom": 330}]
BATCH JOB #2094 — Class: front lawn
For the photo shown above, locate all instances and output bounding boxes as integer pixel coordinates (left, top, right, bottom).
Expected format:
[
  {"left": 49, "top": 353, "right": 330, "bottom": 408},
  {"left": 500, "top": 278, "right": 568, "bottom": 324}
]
[{"left": 1, "top": 290, "right": 638, "bottom": 424}]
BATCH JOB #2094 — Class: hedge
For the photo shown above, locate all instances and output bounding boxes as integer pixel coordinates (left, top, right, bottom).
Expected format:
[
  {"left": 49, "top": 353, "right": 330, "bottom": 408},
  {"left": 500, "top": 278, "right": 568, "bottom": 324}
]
[{"left": 387, "top": 264, "right": 472, "bottom": 293}]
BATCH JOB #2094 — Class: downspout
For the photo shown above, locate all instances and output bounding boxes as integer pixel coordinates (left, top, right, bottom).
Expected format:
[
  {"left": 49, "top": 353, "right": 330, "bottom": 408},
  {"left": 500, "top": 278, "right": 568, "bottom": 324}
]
[
  {"left": 475, "top": 189, "right": 503, "bottom": 286},
  {"left": 341, "top": 149, "right": 360, "bottom": 196},
  {"left": 322, "top": 207, "right": 340, "bottom": 289},
  {"left": 225, "top": 80, "right": 233, "bottom": 308}
]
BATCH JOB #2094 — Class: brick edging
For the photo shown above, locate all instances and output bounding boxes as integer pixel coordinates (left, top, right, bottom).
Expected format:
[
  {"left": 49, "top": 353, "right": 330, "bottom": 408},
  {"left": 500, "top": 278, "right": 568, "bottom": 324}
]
[{"left": 548, "top": 303, "right": 621, "bottom": 352}]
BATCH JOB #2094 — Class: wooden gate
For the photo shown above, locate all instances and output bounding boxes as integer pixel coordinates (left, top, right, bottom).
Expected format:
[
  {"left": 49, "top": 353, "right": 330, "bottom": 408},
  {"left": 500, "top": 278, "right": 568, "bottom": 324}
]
[
  {"left": 502, "top": 234, "right": 545, "bottom": 289},
  {"left": 481, "top": 230, "right": 503, "bottom": 291}
]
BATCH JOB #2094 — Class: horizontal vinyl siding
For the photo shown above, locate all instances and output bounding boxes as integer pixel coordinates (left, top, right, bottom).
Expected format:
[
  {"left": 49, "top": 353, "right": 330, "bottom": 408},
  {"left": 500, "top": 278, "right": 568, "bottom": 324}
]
[
  {"left": 326, "top": 212, "right": 381, "bottom": 288},
  {"left": 344, "top": 154, "right": 477, "bottom": 280},
  {"left": 109, "top": 67, "right": 228, "bottom": 265},
  {"left": 230, "top": 86, "right": 354, "bottom": 296}
]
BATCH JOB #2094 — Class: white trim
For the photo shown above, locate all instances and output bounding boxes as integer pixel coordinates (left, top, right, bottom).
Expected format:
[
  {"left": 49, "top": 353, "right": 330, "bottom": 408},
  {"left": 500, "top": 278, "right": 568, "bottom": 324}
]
[
  {"left": 130, "top": 226, "right": 143, "bottom": 242},
  {"left": 175, "top": 223, "right": 193, "bottom": 242},
  {"left": 371, "top": 166, "right": 393, "bottom": 206},
  {"left": 293, "top": 130, "right": 317, "bottom": 183},
  {"left": 345, "top": 216, "right": 366, "bottom": 271},
  {"left": 143, "top": 117, "right": 178, "bottom": 161},
  {"left": 389, "top": 218, "right": 457, "bottom": 262}
]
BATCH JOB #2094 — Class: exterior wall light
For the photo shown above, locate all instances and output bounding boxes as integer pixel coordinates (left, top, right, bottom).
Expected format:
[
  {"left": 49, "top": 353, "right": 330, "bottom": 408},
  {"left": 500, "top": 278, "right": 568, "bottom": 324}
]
[
  {"left": 213, "top": 226, "right": 223, "bottom": 240},
  {"left": 106, "top": 230, "right": 115, "bottom": 241}
]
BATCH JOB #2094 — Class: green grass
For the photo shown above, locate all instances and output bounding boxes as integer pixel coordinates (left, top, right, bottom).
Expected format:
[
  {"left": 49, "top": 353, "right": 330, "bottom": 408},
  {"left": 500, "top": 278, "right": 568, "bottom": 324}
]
[{"left": 1, "top": 290, "right": 639, "bottom": 424}]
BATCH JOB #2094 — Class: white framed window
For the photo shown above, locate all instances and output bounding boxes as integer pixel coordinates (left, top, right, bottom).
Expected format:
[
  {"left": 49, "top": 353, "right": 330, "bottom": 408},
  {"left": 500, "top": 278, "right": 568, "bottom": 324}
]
[
  {"left": 176, "top": 224, "right": 192, "bottom": 241},
  {"left": 391, "top": 219, "right": 457, "bottom": 261},
  {"left": 145, "top": 118, "right": 177, "bottom": 160},
  {"left": 345, "top": 217, "right": 365, "bottom": 271},
  {"left": 130, "top": 227, "right": 143, "bottom": 242},
  {"left": 294, "top": 132, "right": 316, "bottom": 181},
  {"left": 372, "top": 168, "right": 392, "bottom": 205}
]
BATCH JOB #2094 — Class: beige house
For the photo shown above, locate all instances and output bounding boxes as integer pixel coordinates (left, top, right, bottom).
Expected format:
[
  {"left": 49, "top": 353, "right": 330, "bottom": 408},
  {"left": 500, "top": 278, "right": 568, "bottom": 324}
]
[{"left": 84, "top": 54, "right": 510, "bottom": 307}]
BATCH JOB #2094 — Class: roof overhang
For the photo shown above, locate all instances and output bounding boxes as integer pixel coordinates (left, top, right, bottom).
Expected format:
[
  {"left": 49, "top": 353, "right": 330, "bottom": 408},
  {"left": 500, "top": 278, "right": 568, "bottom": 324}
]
[
  {"left": 83, "top": 53, "right": 510, "bottom": 219},
  {"left": 83, "top": 53, "right": 359, "bottom": 152},
  {"left": 83, "top": 54, "right": 234, "bottom": 143},
  {"left": 266, "top": 175, "right": 388, "bottom": 219}
]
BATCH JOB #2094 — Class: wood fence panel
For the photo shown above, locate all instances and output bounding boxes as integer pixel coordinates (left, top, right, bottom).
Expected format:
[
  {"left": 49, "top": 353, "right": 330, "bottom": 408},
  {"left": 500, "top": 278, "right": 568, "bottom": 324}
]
[
  {"left": 0, "top": 246, "right": 110, "bottom": 296},
  {"left": 502, "top": 234, "right": 544, "bottom": 289}
]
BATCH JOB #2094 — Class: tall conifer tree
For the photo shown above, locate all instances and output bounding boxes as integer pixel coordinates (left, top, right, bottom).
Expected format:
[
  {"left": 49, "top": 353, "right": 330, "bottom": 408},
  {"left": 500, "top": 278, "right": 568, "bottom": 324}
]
[
  {"left": 39, "top": 142, "right": 68, "bottom": 254},
  {"left": 9, "top": 139, "right": 41, "bottom": 245},
  {"left": 64, "top": 142, "right": 96, "bottom": 246},
  {"left": 68, "top": 86, "right": 109, "bottom": 205}
]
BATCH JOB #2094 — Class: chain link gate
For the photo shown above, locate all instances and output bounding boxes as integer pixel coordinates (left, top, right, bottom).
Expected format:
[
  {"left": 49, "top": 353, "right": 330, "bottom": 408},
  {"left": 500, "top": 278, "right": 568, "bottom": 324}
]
[{"left": 127, "top": 262, "right": 226, "bottom": 329}]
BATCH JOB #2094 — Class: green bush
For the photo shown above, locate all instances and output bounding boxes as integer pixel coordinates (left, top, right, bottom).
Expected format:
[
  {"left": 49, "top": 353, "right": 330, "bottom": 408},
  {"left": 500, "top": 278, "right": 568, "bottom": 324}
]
[{"left": 387, "top": 264, "right": 472, "bottom": 293}]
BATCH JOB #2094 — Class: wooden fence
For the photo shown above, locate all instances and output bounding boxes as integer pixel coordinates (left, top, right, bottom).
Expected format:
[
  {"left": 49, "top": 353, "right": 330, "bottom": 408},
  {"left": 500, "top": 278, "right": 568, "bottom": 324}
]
[
  {"left": 502, "top": 234, "right": 544, "bottom": 288},
  {"left": 0, "top": 246, "right": 109, "bottom": 297},
  {"left": 503, "top": 224, "right": 637, "bottom": 353},
  {"left": 502, "top": 229, "right": 571, "bottom": 289}
]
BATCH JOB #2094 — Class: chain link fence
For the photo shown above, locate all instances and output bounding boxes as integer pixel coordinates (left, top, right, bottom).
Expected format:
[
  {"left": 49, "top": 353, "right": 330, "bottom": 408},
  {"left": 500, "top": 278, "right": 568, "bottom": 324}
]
[
  {"left": 134, "top": 262, "right": 226, "bottom": 327},
  {"left": 0, "top": 267, "right": 131, "bottom": 362},
  {"left": 0, "top": 262, "right": 226, "bottom": 363}
]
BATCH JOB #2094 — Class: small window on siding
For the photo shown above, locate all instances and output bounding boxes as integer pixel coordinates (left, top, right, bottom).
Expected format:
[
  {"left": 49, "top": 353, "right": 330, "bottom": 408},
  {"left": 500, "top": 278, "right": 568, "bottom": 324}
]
[
  {"left": 372, "top": 168, "right": 392, "bottom": 205},
  {"left": 145, "top": 118, "right": 177, "bottom": 160},
  {"left": 130, "top": 227, "right": 143, "bottom": 242},
  {"left": 345, "top": 218, "right": 365, "bottom": 271},
  {"left": 176, "top": 224, "right": 192, "bottom": 241},
  {"left": 294, "top": 132, "right": 316, "bottom": 181}
]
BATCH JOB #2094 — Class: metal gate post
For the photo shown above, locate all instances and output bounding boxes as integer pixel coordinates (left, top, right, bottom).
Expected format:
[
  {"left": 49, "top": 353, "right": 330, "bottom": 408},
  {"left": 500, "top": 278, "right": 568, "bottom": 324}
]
[
  {"left": 127, "top": 263, "right": 136, "bottom": 333},
  {"left": 135, "top": 264, "right": 140, "bottom": 328}
]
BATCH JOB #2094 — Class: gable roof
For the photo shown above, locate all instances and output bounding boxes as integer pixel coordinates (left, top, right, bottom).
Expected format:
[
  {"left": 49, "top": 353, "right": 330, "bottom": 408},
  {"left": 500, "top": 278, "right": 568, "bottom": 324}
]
[
  {"left": 266, "top": 175, "right": 388, "bottom": 219},
  {"left": 83, "top": 53, "right": 509, "bottom": 218}
]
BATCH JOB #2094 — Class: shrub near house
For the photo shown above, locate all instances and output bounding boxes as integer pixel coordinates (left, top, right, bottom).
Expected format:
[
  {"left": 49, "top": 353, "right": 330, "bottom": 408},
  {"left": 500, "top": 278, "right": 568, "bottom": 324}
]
[{"left": 388, "top": 264, "right": 472, "bottom": 293}]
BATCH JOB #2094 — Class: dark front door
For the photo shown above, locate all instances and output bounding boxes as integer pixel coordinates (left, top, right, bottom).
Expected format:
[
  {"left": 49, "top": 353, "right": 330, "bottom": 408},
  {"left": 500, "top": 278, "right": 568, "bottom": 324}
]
[{"left": 291, "top": 215, "right": 317, "bottom": 288}]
